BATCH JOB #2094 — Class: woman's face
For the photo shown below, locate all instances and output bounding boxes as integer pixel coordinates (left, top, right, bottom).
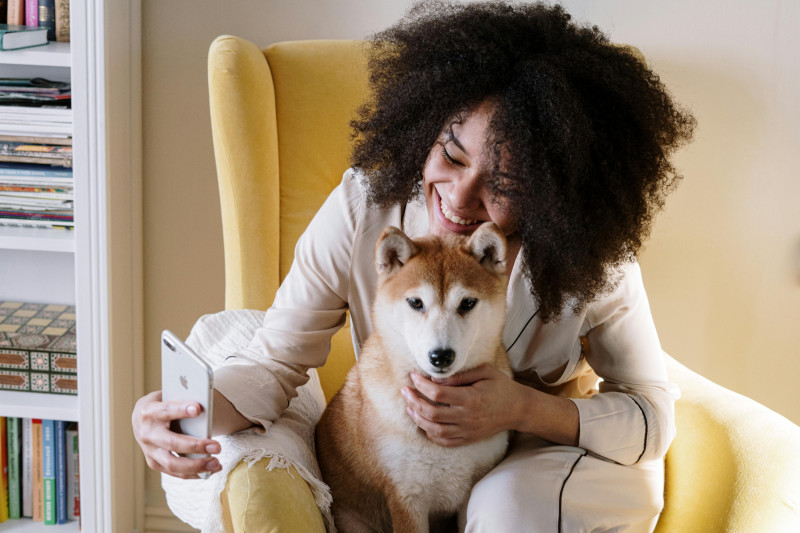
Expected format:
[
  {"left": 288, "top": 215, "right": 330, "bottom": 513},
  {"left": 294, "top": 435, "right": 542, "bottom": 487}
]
[{"left": 422, "top": 102, "right": 517, "bottom": 239}]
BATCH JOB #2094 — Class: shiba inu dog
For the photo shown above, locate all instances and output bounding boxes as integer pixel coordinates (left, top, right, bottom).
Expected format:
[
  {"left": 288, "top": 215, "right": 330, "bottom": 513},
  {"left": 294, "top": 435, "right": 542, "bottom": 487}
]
[{"left": 316, "top": 222, "right": 512, "bottom": 533}]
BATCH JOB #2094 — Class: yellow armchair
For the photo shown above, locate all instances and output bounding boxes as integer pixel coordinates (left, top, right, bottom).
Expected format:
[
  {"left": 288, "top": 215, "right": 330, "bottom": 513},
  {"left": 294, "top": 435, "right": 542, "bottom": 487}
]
[{"left": 208, "top": 35, "right": 800, "bottom": 531}]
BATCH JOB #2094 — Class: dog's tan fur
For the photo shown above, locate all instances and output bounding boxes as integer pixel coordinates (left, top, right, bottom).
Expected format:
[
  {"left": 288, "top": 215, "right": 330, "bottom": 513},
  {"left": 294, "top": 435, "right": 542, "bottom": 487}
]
[{"left": 316, "top": 223, "right": 512, "bottom": 533}]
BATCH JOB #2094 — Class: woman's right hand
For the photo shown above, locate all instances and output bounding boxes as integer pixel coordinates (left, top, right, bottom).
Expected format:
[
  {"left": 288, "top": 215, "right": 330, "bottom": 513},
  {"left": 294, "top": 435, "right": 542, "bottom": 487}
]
[{"left": 132, "top": 390, "right": 222, "bottom": 479}]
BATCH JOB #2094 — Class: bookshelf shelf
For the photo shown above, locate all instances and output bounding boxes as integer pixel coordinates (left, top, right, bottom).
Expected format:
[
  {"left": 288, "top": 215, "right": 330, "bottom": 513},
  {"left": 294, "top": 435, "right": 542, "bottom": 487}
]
[
  {"left": 0, "top": 391, "right": 78, "bottom": 421},
  {"left": 1, "top": 518, "right": 80, "bottom": 531},
  {"left": 0, "top": 226, "right": 75, "bottom": 252},
  {"left": 0, "top": 42, "right": 71, "bottom": 67}
]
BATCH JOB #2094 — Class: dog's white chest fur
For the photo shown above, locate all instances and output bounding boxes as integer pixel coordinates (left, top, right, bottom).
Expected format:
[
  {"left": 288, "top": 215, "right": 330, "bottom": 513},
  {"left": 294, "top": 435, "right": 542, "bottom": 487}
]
[{"left": 369, "top": 384, "right": 509, "bottom": 514}]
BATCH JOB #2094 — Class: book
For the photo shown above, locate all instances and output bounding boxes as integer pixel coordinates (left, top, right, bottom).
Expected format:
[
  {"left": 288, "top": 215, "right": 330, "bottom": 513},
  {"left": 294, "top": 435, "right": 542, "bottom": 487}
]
[
  {"left": 65, "top": 422, "right": 77, "bottom": 521},
  {"left": 21, "top": 418, "right": 31, "bottom": 518},
  {"left": 0, "top": 23, "right": 46, "bottom": 50},
  {"left": 54, "top": 420, "right": 65, "bottom": 523},
  {"left": 54, "top": 0, "right": 66, "bottom": 42},
  {"left": 24, "top": 0, "right": 34, "bottom": 26},
  {"left": 6, "top": 0, "right": 23, "bottom": 26},
  {"left": 37, "top": 0, "right": 54, "bottom": 41},
  {"left": 0, "top": 161, "right": 73, "bottom": 178},
  {"left": 6, "top": 417, "right": 20, "bottom": 519},
  {"left": 31, "top": 418, "right": 42, "bottom": 521},
  {"left": 0, "top": 218, "right": 72, "bottom": 229},
  {"left": 0, "top": 417, "right": 7, "bottom": 523},
  {"left": 0, "top": 141, "right": 72, "bottom": 167},
  {"left": 41, "top": 419, "right": 55, "bottom": 524},
  {"left": 0, "top": 302, "right": 78, "bottom": 394},
  {"left": 0, "top": 134, "right": 72, "bottom": 146}
]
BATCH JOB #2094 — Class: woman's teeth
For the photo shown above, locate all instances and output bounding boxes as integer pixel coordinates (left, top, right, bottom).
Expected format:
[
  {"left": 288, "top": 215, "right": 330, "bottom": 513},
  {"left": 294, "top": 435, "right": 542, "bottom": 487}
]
[{"left": 440, "top": 198, "right": 478, "bottom": 225}]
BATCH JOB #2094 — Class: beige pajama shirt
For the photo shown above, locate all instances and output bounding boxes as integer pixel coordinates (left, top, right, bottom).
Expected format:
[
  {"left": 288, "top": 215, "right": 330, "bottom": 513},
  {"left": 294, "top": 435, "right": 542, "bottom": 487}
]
[{"left": 215, "top": 169, "right": 679, "bottom": 532}]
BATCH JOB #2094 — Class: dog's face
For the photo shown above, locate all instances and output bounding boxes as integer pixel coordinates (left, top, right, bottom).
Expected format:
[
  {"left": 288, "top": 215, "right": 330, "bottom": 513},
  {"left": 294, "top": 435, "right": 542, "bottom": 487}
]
[{"left": 373, "top": 223, "right": 508, "bottom": 378}]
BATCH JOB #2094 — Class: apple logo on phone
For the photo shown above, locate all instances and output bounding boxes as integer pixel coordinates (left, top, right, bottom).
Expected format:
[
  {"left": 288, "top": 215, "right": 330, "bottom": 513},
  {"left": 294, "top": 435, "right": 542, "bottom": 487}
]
[{"left": 180, "top": 375, "right": 188, "bottom": 389}]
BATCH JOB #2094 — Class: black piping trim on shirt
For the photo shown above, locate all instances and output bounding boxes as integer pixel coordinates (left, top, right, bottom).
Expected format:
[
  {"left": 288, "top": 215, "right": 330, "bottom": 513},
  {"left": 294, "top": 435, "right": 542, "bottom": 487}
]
[
  {"left": 558, "top": 450, "right": 588, "bottom": 533},
  {"left": 626, "top": 393, "right": 648, "bottom": 463},
  {"left": 505, "top": 310, "right": 539, "bottom": 352}
]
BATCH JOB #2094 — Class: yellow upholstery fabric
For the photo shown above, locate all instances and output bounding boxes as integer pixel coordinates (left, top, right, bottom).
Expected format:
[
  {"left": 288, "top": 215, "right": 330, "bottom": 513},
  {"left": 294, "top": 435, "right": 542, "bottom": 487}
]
[{"left": 208, "top": 35, "right": 800, "bottom": 532}]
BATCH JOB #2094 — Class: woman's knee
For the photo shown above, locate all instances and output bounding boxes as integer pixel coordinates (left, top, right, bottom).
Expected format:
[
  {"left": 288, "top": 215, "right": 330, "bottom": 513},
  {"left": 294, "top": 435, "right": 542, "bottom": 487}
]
[{"left": 220, "top": 458, "right": 326, "bottom": 533}]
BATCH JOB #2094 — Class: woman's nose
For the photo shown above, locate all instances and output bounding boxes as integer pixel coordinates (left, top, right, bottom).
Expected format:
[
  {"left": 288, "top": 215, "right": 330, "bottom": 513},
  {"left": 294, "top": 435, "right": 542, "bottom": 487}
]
[{"left": 449, "top": 171, "right": 483, "bottom": 211}]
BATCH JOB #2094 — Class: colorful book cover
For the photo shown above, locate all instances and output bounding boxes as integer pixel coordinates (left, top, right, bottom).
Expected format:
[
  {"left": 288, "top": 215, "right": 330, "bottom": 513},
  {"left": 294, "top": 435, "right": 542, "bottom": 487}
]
[
  {"left": 0, "top": 416, "right": 7, "bottom": 522},
  {"left": 21, "top": 418, "right": 32, "bottom": 518},
  {"left": 54, "top": 420, "right": 66, "bottom": 523},
  {"left": 6, "top": 0, "right": 24, "bottom": 26},
  {"left": 41, "top": 419, "right": 55, "bottom": 524},
  {"left": 31, "top": 418, "right": 42, "bottom": 522},
  {"left": 65, "top": 422, "right": 78, "bottom": 521},
  {"left": 7, "top": 417, "right": 20, "bottom": 519},
  {"left": 24, "top": 0, "right": 36, "bottom": 26}
]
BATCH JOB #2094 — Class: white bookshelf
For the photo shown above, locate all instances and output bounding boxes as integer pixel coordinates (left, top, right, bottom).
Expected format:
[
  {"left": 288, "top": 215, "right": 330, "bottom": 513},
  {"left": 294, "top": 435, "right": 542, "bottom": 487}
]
[{"left": 0, "top": 1, "right": 142, "bottom": 530}]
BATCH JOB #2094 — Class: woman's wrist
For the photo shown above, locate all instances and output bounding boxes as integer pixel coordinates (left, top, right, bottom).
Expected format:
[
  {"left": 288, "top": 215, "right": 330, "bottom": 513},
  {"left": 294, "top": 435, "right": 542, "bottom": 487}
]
[
  {"left": 211, "top": 389, "right": 256, "bottom": 436},
  {"left": 512, "top": 383, "right": 580, "bottom": 446}
]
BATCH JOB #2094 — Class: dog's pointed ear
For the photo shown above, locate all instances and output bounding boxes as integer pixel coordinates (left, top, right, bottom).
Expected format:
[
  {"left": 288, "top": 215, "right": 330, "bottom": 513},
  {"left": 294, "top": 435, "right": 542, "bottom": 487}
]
[
  {"left": 466, "top": 222, "right": 507, "bottom": 275},
  {"left": 375, "top": 226, "right": 420, "bottom": 277}
]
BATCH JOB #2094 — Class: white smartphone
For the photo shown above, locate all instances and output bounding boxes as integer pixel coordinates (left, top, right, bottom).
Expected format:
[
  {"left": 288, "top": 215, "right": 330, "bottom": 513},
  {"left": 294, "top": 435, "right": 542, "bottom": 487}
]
[{"left": 161, "top": 330, "right": 214, "bottom": 476}]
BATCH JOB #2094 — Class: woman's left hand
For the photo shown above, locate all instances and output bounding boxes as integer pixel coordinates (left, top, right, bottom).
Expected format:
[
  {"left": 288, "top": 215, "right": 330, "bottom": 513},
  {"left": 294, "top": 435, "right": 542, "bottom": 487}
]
[{"left": 400, "top": 363, "right": 522, "bottom": 447}]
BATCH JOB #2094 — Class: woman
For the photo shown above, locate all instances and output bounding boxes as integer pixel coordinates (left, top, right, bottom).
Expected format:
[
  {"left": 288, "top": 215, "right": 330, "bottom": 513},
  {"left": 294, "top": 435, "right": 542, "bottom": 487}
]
[{"left": 134, "top": 1, "right": 695, "bottom": 531}]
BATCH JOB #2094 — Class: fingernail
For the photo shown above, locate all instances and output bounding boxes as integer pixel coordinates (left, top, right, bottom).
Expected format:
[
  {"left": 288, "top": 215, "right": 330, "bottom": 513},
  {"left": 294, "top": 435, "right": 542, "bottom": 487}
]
[
  {"left": 400, "top": 388, "right": 410, "bottom": 400},
  {"left": 187, "top": 404, "right": 198, "bottom": 416},
  {"left": 206, "top": 443, "right": 220, "bottom": 454},
  {"left": 206, "top": 459, "right": 220, "bottom": 471}
]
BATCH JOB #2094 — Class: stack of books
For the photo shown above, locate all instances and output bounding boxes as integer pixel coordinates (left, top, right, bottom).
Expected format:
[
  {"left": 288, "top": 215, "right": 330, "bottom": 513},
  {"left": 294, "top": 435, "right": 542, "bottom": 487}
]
[
  {"left": 0, "top": 79, "right": 73, "bottom": 230},
  {"left": 0, "top": 417, "right": 80, "bottom": 525}
]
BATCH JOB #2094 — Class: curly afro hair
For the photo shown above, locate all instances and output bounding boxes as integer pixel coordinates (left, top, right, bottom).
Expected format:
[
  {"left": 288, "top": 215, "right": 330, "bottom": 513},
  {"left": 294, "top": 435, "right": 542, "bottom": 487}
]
[{"left": 351, "top": 0, "right": 696, "bottom": 322}]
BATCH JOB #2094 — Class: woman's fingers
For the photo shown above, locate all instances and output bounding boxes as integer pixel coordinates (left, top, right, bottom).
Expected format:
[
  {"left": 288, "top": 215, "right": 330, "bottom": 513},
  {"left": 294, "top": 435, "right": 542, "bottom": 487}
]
[{"left": 147, "top": 446, "right": 222, "bottom": 478}]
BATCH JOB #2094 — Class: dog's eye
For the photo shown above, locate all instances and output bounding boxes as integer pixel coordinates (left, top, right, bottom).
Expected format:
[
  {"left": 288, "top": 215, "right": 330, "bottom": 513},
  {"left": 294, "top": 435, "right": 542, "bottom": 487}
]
[
  {"left": 458, "top": 298, "right": 478, "bottom": 314},
  {"left": 407, "top": 297, "right": 425, "bottom": 311}
]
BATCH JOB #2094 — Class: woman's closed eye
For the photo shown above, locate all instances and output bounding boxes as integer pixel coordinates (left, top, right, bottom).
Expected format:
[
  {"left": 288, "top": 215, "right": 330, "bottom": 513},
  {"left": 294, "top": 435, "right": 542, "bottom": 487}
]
[{"left": 441, "top": 145, "right": 463, "bottom": 167}]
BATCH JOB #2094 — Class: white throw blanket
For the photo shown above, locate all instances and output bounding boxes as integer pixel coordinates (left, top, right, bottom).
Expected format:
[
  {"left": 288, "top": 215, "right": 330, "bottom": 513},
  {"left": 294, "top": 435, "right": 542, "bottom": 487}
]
[{"left": 161, "top": 310, "right": 334, "bottom": 532}]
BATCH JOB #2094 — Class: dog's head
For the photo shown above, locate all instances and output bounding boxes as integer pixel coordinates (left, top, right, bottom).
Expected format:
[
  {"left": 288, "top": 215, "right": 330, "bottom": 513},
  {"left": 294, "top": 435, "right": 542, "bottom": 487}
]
[{"left": 372, "top": 223, "right": 508, "bottom": 378}]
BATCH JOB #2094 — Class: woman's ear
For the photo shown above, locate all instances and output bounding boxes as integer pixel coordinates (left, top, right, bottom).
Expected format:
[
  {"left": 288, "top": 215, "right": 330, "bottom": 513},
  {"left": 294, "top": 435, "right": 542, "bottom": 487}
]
[
  {"left": 375, "top": 226, "right": 420, "bottom": 277},
  {"left": 465, "top": 222, "right": 507, "bottom": 275}
]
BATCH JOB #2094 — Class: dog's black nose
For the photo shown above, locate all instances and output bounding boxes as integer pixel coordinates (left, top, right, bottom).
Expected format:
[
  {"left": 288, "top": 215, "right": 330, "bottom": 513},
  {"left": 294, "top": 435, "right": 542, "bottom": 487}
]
[{"left": 428, "top": 348, "right": 456, "bottom": 369}]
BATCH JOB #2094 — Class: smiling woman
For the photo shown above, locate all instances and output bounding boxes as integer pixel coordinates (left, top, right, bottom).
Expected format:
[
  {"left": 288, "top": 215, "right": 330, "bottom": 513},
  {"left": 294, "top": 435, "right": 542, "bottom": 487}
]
[{"left": 351, "top": 1, "right": 695, "bottom": 322}]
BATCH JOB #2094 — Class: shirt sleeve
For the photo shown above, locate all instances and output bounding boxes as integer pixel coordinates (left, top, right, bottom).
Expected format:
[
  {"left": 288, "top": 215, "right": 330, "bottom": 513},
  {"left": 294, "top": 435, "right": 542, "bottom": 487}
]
[
  {"left": 213, "top": 169, "right": 364, "bottom": 430},
  {"left": 570, "top": 261, "right": 680, "bottom": 464}
]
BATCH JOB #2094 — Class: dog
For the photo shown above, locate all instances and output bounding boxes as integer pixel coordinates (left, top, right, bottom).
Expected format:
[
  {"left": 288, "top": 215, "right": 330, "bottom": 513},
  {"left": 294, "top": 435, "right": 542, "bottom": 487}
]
[{"left": 316, "top": 222, "right": 512, "bottom": 533}]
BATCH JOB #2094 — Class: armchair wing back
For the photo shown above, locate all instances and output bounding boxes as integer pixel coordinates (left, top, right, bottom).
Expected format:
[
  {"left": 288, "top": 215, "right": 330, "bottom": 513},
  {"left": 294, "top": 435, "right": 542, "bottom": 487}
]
[
  {"left": 208, "top": 36, "right": 368, "bottom": 398},
  {"left": 207, "top": 35, "right": 800, "bottom": 532}
]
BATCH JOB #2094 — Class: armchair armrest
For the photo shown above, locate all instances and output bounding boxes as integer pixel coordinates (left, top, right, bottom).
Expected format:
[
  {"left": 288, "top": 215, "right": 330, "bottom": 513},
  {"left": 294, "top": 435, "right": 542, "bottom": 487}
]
[{"left": 658, "top": 355, "right": 800, "bottom": 532}]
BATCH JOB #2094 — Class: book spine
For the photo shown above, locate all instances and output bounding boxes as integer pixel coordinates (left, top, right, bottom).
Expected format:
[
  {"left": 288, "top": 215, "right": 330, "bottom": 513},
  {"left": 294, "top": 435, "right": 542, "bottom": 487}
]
[
  {"left": 0, "top": 417, "right": 7, "bottom": 523},
  {"left": 24, "top": 0, "right": 36, "bottom": 25},
  {"left": 21, "top": 418, "right": 32, "bottom": 518},
  {"left": 54, "top": 0, "right": 67, "bottom": 42},
  {"left": 37, "top": 0, "right": 54, "bottom": 41},
  {"left": 7, "top": 0, "right": 24, "bottom": 25},
  {"left": 65, "top": 423, "right": 78, "bottom": 520},
  {"left": 31, "top": 418, "right": 42, "bottom": 521},
  {"left": 7, "top": 417, "right": 20, "bottom": 519},
  {"left": 54, "top": 420, "right": 66, "bottom": 523},
  {"left": 41, "top": 419, "right": 55, "bottom": 524}
]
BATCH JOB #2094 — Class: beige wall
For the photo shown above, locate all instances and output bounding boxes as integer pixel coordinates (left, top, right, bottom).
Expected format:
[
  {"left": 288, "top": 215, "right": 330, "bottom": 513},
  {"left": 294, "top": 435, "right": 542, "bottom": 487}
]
[{"left": 140, "top": 0, "right": 800, "bottom": 526}]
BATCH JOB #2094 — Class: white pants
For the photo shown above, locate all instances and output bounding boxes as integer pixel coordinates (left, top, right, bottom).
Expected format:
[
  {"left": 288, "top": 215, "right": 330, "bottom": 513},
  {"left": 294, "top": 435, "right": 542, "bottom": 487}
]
[{"left": 462, "top": 433, "right": 664, "bottom": 533}]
